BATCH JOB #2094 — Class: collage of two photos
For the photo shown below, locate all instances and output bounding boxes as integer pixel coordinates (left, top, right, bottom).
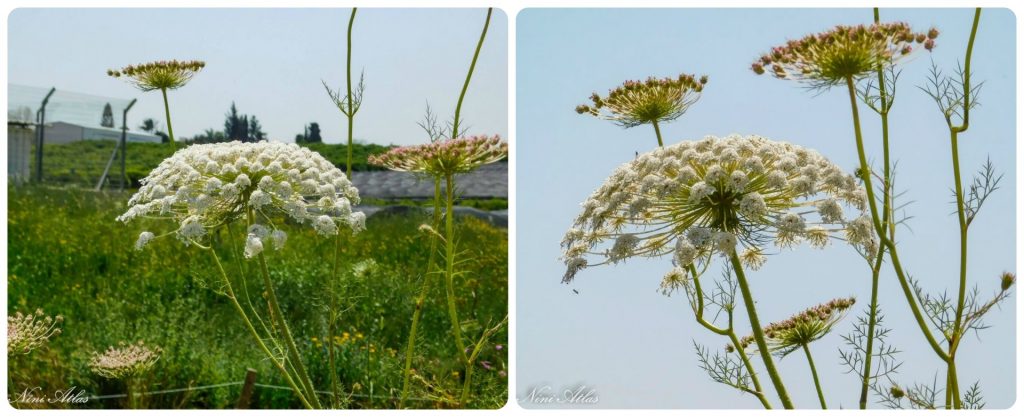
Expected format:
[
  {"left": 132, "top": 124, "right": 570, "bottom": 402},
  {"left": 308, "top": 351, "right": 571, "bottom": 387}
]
[{"left": 4, "top": 4, "right": 1020, "bottom": 413}]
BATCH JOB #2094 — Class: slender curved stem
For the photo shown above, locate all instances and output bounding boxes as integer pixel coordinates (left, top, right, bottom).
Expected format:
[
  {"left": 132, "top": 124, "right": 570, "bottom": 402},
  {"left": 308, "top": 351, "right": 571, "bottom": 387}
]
[
  {"left": 451, "top": 8, "right": 493, "bottom": 139},
  {"left": 399, "top": 178, "right": 444, "bottom": 408},
  {"left": 844, "top": 76, "right": 950, "bottom": 361},
  {"left": 651, "top": 120, "right": 665, "bottom": 147},
  {"left": 443, "top": 174, "right": 468, "bottom": 364},
  {"left": 728, "top": 253, "right": 793, "bottom": 409},
  {"left": 685, "top": 265, "right": 770, "bottom": 408},
  {"left": 326, "top": 232, "right": 343, "bottom": 408},
  {"left": 860, "top": 9, "right": 892, "bottom": 409},
  {"left": 160, "top": 87, "right": 176, "bottom": 150},
  {"left": 248, "top": 210, "right": 321, "bottom": 408},
  {"left": 802, "top": 343, "right": 827, "bottom": 409},
  {"left": 209, "top": 247, "right": 313, "bottom": 409},
  {"left": 344, "top": 7, "right": 357, "bottom": 178},
  {"left": 946, "top": 10, "right": 981, "bottom": 409}
]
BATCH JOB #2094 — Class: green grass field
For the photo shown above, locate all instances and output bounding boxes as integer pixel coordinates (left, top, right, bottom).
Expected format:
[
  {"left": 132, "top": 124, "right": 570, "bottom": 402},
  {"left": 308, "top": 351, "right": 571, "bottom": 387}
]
[{"left": 7, "top": 186, "right": 508, "bottom": 409}]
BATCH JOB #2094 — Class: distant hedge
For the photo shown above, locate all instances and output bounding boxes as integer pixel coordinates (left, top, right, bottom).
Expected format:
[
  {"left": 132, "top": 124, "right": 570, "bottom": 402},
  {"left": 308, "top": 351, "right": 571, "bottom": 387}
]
[{"left": 30, "top": 140, "right": 394, "bottom": 187}]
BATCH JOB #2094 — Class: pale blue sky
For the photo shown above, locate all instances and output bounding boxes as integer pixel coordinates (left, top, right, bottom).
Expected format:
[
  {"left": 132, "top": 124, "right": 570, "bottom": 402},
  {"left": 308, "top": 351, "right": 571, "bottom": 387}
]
[
  {"left": 7, "top": 8, "right": 507, "bottom": 145},
  {"left": 517, "top": 8, "right": 1016, "bottom": 409}
]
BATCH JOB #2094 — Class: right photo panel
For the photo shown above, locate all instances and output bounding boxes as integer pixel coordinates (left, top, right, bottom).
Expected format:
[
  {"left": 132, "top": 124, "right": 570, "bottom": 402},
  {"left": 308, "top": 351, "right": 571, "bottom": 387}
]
[{"left": 516, "top": 8, "right": 1016, "bottom": 409}]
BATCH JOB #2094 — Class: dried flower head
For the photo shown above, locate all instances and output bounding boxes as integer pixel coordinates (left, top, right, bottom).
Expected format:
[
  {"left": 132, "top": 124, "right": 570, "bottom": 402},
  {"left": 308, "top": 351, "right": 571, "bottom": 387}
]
[
  {"left": 732, "top": 297, "right": 855, "bottom": 356},
  {"left": 89, "top": 341, "right": 162, "bottom": 379},
  {"left": 561, "top": 134, "right": 871, "bottom": 283},
  {"left": 576, "top": 73, "right": 707, "bottom": 128},
  {"left": 108, "top": 60, "right": 206, "bottom": 92},
  {"left": 118, "top": 141, "right": 363, "bottom": 252},
  {"left": 1000, "top": 271, "right": 1016, "bottom": 292},
  {"left": 368, "top": 135, "right": 507, "bottom": 177},
  {"left": 752, "top": 22, "right": 937, "bottom": 87},
  {"left": 7, "top": 309, "right": 63, "bottom": 355}
]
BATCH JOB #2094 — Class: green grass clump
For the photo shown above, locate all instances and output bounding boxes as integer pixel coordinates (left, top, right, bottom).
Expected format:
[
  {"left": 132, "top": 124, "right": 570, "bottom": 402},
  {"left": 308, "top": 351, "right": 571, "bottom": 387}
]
[{"left": 7, "top": 186, "right": 508, "bottom": 409}]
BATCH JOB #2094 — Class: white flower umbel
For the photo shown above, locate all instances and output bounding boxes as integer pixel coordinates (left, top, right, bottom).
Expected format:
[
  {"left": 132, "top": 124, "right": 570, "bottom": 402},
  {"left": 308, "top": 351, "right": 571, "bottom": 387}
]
[
  {"left": 561, "top": 134, "right": 870, "bottom": 283},
  {"left": 118, "top": 141, "right": 364, "bottom": 253}
]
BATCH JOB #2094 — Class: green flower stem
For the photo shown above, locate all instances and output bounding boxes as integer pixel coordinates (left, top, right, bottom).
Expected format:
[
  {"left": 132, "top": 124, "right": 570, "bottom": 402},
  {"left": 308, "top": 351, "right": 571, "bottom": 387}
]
[
  {"left": 160, "top": 87, "right": 176, "bottom": 150},
  {"left": 452, "top": 7, "right": 492, "bottom": 139},
  {"left": 209, "top": 247, "right": 313, "bottom": 409},
  {"left": 327, "top": 233, "right": 343, "bottom": 408},
  {"left": 946, "top": 9, "right": 981, "bottom": 409},
  {"left": 686, "top": 265, "right": 771, "bottom": 409},
  {"left": 443, "top": 174, "right": 468, "bottom": 364},
  {"left": 651, "top": 120, "right": 665, "bottom": 147},
  {"left": 399, "top": 178, "right": 444, "bottom": 408},
  {"left": 728, "top": 253, "right": 794, "bottom": 409},
  {"left": 802, "top": 343, "right": 827, "bottom": 409},
  {"left": 345, "top": 7, "right": 357, "bottom": 179},
  {"left": 860, "top": 9, "right": 894, "bottom": 409},
  {"left": 248, "top": 210, "right": 322, "bottom": 409},
  {"left": 844, "top": 75, "right": 951, "bottom": 362}
]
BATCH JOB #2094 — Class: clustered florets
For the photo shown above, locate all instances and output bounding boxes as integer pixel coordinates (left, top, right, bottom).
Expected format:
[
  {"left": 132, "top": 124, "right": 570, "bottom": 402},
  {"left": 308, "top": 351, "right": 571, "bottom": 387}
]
[
  {"left": 89, "top": 341, "right": 162, "bottom": 380},
  {"left": 575, "top": 73, "right": 707, "bottom": 129},
  {"left": 118, "top": 141, "right": 364, "bottom": 254},
  {"left": 7, "top": 309, "right": 63, "bottom": 355},
  {"left": 751, "top": 22, "right": 937, "bottom": 86},
  {"left": 107, "top": 60, "right": 206, "bottom": 91},
  {"left": 731, "top": 297, "right": 856, "bottom": 355},
  {"left": 561, "top": 134, "right": 875, "bottom": 284},
  {"left": 368, "top": 135, "right": 508, "bottom": 176}
]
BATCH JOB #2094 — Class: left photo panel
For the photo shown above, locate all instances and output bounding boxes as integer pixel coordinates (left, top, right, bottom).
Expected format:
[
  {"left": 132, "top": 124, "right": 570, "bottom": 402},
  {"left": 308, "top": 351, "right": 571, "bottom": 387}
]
[{"left": 6, "top": 7, "right": 508, "bottom": 409}]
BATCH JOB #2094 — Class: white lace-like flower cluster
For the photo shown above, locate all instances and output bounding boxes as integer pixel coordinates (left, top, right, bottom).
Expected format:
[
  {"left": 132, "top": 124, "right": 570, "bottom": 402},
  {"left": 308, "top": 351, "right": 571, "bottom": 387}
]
[
  {"left": 561, "top": 134, "right": 875, "bottom": 283},
  {"left": 118, "top": 141, "right": 365, "bottom": 254}
]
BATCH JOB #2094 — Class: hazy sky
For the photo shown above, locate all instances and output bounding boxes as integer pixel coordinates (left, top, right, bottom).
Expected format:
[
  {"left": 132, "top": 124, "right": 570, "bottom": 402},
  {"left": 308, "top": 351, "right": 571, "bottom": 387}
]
[
  {"left": 517, "top": 8, "right": 1016, "bottom": 409},
  {"left": 6, "top": 8, "right": 508, "bottom": 145}
]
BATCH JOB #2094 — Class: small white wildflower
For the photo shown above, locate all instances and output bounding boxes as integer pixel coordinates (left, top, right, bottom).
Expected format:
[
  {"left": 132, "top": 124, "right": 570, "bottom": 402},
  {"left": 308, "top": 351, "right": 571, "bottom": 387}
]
[
  {"left": 740, "top": 247, "right": 766, "bottom": 270},
  {"left": 608, "top": 234, "right": 639, "bottom": 264},
  {"left": 244, "top": 233, "right": 264, "bottom": 259},
  {"left": 313, "top": 215, "right": 339, "bottom": 236},
  {"left": 687, "top": 227, "right": 713, "bottom": 247},
  {"left": 712, "top": 231, "right": 737, "bottom": 254},
  {"left": 777, "top": 212, "right": 806, "bottom": 233},
  {"left": 806, "top": 226, "right": 830, "bottom": 248},
  {"left": 659, "top": 267, "right": 689, "bottom": 296},
  {"left": 728, "top": 170, "right": 749, "bottom": 191},
  {"left": 688, "top": 181, "right": 714, "bottom": 203},
  {"left": 562, "top": 257, "right": 587, "bottom": 284},
  {"left": 270, "top": 230, "right": 287, "bottom": 250},
  {"left": 348, "top": 212, "right": 367, "bottom": 234},
  {"left": 817, "top": 198, "right": 844, "bottom": 223},
  {"left": 204, "top": 177, "right": 223, "bottom": 194},
  {"left": 738, "top": 192, "right": 767, "bottom": 218},
  {"left": 235, "top": 173, "right": 251, "bottom": 188},
  {"left": 249, "top": 189, "right": 271, "bottom": 209},
  {"left": 135, "top": 231, "right": 155, "bottom": 251},
  {"left": 247, "top": 224, "right": 270, "bottom": 238},
  {"left": 178, "top": 216, "right": 205, "bottom": 240},
  {"left": 675, "top": 239, "right": 698, "bottom": 266},
  {"left": 258, "top": 175, "right": 276, "bottom": 191}
]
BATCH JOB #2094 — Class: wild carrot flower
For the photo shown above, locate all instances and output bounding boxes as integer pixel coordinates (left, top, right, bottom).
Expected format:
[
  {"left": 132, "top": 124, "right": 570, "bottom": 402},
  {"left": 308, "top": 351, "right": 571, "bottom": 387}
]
[
  {"left": 751, "top": 22, "right": 937, "bottom": 87},
  {"left": 731, "top": 297, "right": 856, "bottom": 356},
  {"left": 575, "top": 73, "right": 707, "bottom": 128},
  {"left": 368, "top": 135, "right": 507, "bottom": 176},
  {"left": 89, "top": 341, "right": 162, "bottom": 379},
  {"left": 561, "top": 134, "right": 872, "bottom": 283},
  {"left": 7, "top": 309, "right": 63, "bottom": 355},
  {"left": 117, "top": 141, "right": 363, "bottom": 253},
  {"left": 107, "top": 60, "right": 206, "bottom": 92}
]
